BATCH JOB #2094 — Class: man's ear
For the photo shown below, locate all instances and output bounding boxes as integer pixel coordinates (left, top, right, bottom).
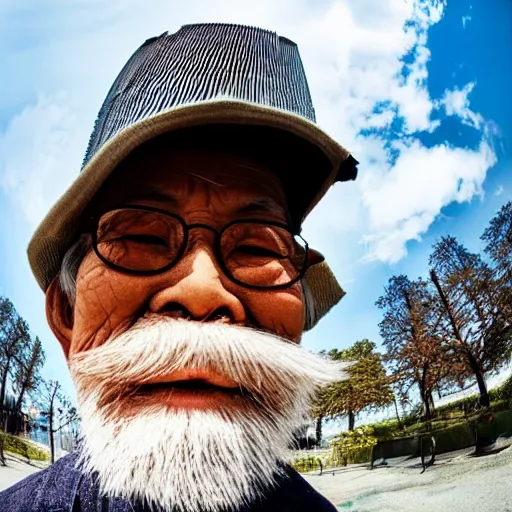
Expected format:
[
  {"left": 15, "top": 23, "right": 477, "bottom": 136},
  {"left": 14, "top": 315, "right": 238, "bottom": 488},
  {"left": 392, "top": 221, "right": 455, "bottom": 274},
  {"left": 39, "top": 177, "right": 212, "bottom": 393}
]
[
  {"left": 306, "top": 248, "right": 325, "bottom": 268},
  {"left": 45, "top": 277, "right": 73, "bottom": 360}
]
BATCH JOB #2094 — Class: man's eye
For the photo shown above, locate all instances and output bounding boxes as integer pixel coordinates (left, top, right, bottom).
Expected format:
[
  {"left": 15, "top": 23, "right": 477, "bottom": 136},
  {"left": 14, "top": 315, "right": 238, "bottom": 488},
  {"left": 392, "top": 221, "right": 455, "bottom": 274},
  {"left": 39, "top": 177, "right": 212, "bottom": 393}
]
[
  {"left": 121, "top": 234, "right": 168, "bottom": 246},
  {"left": 235, "top": 245, "right": 285, "bottom": 258}
]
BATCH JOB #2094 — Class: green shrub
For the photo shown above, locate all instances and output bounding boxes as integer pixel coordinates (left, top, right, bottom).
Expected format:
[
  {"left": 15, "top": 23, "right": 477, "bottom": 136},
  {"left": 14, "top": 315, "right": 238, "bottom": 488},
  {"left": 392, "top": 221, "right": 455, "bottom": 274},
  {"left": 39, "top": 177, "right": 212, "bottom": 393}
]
[
  {"left": 329, "top": 426, "right": 377, "bottom": 466},
  {"left": 401, "top": 404, "right": 424, "bottom": 427},
  {"left": 490, "top": 399, "right": 510, "bottom": 413},
  {"left": 347, "top": 446, "right": 373, "bottom": 464},
  {"left": 496, "top": 375, "right": 512, "bottom": 401},
  {"left": 291, "top": 455, "right": 322, "bottom": 473},
  {"left": 0, "top": 432, "right": 49, "bottom": 461}
]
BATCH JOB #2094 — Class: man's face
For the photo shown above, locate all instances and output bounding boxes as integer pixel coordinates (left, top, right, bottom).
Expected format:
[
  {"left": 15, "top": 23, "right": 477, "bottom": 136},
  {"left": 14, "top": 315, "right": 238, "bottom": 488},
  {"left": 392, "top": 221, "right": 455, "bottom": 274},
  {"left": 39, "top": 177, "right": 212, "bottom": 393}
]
[
  {"left": 46, "top": 139, "right": 342, "bottom": 511},
  {"left": 67, "top": 142, "right": 305, "bottom": 352}
]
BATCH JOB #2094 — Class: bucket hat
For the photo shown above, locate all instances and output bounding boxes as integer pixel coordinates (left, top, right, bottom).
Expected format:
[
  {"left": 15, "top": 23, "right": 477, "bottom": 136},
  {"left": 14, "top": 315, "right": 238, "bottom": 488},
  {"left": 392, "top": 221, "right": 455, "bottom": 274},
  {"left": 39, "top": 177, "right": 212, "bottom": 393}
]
[{"left": 27, "top": 23, "right": 358, "bottom": 328}]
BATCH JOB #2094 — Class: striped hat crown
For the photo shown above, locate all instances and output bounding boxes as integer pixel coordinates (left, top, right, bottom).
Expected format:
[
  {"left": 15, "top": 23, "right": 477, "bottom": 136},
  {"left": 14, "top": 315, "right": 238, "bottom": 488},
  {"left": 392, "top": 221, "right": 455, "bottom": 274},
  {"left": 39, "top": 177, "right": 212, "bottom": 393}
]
[{"left": 84, "top": 24, "right": 318, "bottom": 168}]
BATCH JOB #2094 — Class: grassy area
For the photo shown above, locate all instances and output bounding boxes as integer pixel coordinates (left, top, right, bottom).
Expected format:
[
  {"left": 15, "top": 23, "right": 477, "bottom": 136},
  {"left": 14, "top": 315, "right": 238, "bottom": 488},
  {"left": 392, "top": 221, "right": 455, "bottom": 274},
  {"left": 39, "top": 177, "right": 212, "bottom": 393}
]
[{"left": 1, "top": 432, "right": 50, "bottom": 462}]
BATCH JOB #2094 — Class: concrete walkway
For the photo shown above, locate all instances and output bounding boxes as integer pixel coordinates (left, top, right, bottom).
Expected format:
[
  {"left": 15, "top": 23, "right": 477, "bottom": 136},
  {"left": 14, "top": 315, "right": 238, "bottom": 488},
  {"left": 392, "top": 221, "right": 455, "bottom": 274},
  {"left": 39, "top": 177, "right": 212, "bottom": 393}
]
[
  {"left": 303, "top": 446, "right": 512, "bottom": 511},
  {"left": 2, "top": 447, "right": 512, "bottom": 510},
  {"left": 0, "top": 452, "right": 49, "bottom": 492}
]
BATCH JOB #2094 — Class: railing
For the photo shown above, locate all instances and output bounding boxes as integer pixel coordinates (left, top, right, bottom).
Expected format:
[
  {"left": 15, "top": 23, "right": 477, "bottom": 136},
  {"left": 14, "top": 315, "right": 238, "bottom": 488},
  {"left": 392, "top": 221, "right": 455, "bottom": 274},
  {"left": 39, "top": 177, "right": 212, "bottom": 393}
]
[{"left": 23, "top": 426, "right": 78, "bottom": 454}]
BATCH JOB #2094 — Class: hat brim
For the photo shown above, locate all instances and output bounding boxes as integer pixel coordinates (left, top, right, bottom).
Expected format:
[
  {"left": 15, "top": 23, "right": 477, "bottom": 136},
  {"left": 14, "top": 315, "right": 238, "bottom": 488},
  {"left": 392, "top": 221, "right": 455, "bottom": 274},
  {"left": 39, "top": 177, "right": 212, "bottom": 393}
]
[{"left": 28, "top": 99, "right": 348, "bottom": 326}]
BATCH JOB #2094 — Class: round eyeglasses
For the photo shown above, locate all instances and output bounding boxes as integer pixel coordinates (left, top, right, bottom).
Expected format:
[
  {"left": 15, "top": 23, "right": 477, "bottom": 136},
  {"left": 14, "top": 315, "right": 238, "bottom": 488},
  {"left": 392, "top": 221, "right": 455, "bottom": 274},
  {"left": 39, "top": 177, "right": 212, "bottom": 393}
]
[{"left": 90, "top": 205, "right": 309, "bottom": 290}]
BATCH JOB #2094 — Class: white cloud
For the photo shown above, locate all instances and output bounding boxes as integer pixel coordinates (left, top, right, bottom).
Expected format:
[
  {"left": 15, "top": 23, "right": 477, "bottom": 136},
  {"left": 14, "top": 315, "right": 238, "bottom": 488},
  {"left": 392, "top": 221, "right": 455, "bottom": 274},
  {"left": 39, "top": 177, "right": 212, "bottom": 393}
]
[
  {"left": 441, "top": 82, "right": 483, "bottom": 128},
  {"left": 462, "top": 15, "right": 472, "bottom": 28},
  {"left": 0, "top": 92, "right": 89, "bottom": 225},
  {"left": 495, "top": 185, "right": 504, "bottom": 196},
  {"left": 361, "top": 140, "right": 496, "bottom": 263},
  {"left": 0, "top": 0, "right": 497, "bottom": 269}
]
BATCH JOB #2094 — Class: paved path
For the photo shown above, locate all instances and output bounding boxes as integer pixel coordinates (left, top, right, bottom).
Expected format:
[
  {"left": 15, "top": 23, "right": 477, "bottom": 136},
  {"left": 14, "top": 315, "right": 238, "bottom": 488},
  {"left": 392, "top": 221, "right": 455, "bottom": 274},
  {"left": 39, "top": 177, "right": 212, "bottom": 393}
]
[
  {"left": 0, "top": 453, "right": 49, "bottom": 492},
  {"left": 2, "top": 448, "right": 512, "bottom": 510},
  {"left": 303, "top": 446, "right": 512, "bottom": 511}
]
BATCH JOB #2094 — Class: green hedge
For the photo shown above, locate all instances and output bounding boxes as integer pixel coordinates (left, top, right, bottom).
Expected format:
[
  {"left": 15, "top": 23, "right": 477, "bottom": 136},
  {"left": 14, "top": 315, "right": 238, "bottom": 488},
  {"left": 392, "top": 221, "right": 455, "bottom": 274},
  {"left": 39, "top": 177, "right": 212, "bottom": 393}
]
[
  {"left": 434, "top": 422, "right": 476, "bottom": 454},
  {"left": 436, "top": 375, "right": 512, "bottom": 417},
  {"left": 1, "top": 432, "right": 49, "bottom": 461},
  {"left": 483, "top": 409, "right": 512, "bottom": 438},
  {"left": 366, "top": 419, "right": 400, "bottom": 440}
]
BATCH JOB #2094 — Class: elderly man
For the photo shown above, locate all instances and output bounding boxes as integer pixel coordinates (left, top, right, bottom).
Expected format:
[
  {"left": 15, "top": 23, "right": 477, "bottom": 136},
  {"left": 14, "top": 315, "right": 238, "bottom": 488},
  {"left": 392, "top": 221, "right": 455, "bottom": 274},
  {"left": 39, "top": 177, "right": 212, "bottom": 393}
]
[{"left": 1, "top": 23, "right": 357, "bottom": 512}]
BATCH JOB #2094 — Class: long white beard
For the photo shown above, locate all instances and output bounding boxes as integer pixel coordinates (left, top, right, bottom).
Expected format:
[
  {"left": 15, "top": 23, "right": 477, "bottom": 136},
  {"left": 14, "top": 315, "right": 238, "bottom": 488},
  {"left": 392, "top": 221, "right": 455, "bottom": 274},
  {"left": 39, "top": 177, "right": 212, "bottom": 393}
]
[{"left": 69, "top": 314, "right": 346, "bottom": 512}]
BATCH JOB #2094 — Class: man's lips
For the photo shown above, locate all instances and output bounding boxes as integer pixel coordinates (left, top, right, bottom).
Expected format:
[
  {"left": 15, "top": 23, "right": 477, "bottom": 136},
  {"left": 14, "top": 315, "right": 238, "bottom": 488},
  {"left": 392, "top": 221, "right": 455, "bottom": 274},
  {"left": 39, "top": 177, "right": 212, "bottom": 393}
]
[
  {"left": 116, "top": 369, "right": 246, "bottom": 411},
  {"left": 140, "top": 368, "right": 240, "bottom": 391},
  {"left": 125, "top": 368, "right": 247, "bottom": 404}
]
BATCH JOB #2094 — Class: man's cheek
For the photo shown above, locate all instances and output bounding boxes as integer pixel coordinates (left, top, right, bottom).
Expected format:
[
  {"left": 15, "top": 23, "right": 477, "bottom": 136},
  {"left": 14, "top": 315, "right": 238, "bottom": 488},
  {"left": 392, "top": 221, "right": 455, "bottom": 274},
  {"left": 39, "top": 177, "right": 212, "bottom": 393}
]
[
  {"left": 244, "top": 289, "right": 304, "bottom": 341},
  {"left": 71, "top": 264, "right": 130, "bottom": 353}
]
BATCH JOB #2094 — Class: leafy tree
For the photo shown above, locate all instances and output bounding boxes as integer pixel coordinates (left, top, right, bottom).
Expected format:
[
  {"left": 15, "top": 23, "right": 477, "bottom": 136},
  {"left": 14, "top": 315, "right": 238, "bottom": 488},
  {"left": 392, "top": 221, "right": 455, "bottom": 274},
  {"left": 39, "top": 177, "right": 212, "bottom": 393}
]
[
  {"left": 376, "top": 275, "right": 462, "bottom": 420},
  {"left": 313, "top": 340, "right": 393, "bottom": 431},
  {"left": 429, "top": 236, "right": 512, "bottom": 407}
]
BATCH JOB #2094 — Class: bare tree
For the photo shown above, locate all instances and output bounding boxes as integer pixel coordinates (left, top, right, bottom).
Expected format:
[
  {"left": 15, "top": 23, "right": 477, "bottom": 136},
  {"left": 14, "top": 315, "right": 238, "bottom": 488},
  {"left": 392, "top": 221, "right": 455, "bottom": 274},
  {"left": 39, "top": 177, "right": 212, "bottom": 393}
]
[
  {"left": 377, "top": 275, "right": 463, "bottom": 420},
  {"left": 0, "top": 297, "right": 30, "bottom": 416},
  {"left": 40, "top": 380, "right": 78, "bottom": 464},
  {"left": 13, "top": 337, "right": 46, "bottom": 419},
  {"left": 481, "top": 200, "right": 512, "bottom": 324},
  {"left": 430, "top": 236, "right": 512, "bottom": 407}
]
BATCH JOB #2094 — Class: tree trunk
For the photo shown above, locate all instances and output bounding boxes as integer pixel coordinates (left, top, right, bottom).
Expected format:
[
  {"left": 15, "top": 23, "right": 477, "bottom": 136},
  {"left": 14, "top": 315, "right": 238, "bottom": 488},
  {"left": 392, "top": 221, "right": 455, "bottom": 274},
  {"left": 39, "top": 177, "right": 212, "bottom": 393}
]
[
  {"left": 428, "top": 391, "right": 435, "bottom": 416},
  {"left": 315, "top": 416, "right": 323, "bottom": 446},
  {"left": 14, "top": 380, "right": 32, "bottom": 433},
  {"left": 430, "top": 269, "right": 489, "bottom": 407},
  {"left": 0, "top": 432, "right": 5, "bottom": 467},
  {"left": 393, "top": 396, "right": 404, "bottom": 431},
  {"left": 49, "top": 409, "right": 55, "bottom": 465},
  {"left": 14, "top": 385, "right": 27, "bottom": 416},
  {"left": 420, "top": 363, "right": 432, "bottom": 420},
  {"left": 48, "top": 384, "right": 59, "bottom": 464},
  {"left": 0, "top": 358, "right": 11, "bottom": 409},
  {"left": 466, "top": 351, "right": 490, "bottom": 407},
  {"left": 14, "top": 387, "right": 26, "bottom": 435},
  {"left": 348, "top": 410, "right": 355, "bottom": 431},
  {"left": 420, "top": 388, "right": 432, "bottom": 420}
]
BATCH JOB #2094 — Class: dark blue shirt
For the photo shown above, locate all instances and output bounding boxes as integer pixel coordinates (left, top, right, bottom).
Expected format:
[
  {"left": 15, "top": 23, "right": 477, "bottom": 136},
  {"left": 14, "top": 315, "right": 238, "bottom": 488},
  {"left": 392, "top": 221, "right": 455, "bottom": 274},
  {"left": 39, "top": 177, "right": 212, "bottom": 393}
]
[{"left": 0, "top": 452, "right": 336, "bottom": 511}]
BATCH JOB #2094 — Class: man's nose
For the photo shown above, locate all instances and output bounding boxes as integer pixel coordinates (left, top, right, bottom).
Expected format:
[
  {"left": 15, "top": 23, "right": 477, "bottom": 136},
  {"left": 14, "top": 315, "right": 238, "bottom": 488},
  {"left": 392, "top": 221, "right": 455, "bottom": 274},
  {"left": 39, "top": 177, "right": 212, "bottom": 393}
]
[{"left": 148, "top": 247, "right": 246, "bottom": 323}]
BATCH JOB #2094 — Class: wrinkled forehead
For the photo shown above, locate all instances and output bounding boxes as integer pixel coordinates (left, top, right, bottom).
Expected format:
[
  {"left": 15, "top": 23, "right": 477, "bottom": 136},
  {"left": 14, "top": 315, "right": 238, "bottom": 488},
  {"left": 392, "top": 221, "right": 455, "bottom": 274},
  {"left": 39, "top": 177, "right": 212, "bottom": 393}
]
[{"left": 92, "top": 138, "right": 290, "bottom": 221}]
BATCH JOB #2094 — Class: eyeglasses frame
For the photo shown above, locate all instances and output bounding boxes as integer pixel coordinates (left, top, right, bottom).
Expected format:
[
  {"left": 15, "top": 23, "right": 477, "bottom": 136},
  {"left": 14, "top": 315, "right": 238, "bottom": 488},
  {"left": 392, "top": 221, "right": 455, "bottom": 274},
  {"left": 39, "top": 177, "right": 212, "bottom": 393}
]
[{"left": 88, "top": 204, "right": 309, "bottom": 290}]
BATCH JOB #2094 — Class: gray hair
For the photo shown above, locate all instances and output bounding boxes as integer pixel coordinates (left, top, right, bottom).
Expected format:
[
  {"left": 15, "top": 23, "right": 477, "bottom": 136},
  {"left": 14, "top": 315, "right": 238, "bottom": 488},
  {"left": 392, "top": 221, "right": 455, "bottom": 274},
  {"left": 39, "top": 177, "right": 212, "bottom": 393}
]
[
  {"left": 60, "top": 234, "right": 91, "bottom": 306},
  {"left": 60, "top": 236, "right": 316, "bottom": 328}
]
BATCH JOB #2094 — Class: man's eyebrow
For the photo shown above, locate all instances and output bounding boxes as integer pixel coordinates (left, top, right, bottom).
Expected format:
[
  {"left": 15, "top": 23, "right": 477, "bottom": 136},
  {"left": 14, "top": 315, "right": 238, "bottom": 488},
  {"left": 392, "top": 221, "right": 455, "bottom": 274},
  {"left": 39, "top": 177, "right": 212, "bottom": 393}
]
[
  {"left": 234, "top": 198, "right": 287, "bottom": 217},
  {"left": 124, "top": 189, "right": 180, "bottom": 207},
  {"left": 124, "top": 188, "right": 287, "bottom": 218}
]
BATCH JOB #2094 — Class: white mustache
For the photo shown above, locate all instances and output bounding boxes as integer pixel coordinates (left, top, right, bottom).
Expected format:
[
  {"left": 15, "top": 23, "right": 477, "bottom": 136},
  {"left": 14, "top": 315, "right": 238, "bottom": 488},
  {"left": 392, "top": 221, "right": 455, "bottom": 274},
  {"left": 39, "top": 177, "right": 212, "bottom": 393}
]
[
  {"left": 70, "top": 314, "right": 349, "bottom": 512},
  {"left": 70, "top": 314, "right": 347, "bottom": 414}
]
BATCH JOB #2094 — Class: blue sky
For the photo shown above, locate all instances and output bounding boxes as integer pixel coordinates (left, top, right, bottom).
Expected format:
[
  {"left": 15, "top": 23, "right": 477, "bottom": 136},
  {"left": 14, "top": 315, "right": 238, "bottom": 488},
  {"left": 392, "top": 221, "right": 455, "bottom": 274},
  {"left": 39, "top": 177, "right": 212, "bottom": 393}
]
[{"left": 0, "top": 0, "right": 511, "bottom": 407}]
